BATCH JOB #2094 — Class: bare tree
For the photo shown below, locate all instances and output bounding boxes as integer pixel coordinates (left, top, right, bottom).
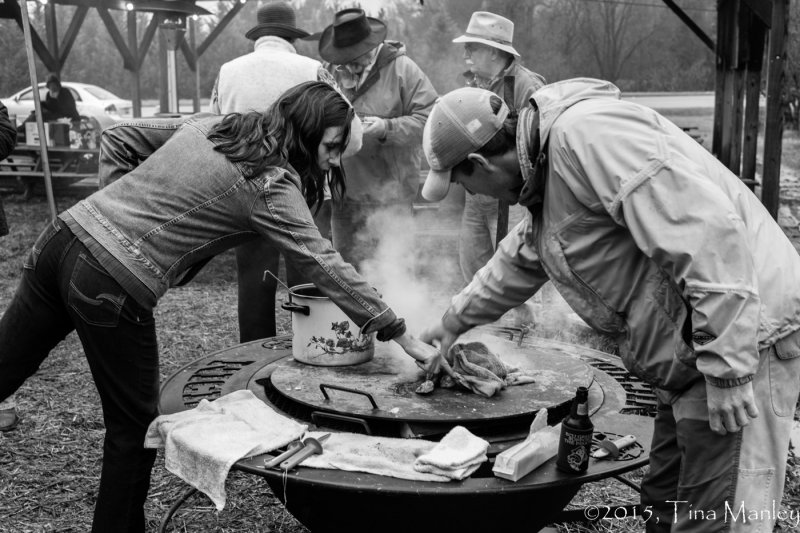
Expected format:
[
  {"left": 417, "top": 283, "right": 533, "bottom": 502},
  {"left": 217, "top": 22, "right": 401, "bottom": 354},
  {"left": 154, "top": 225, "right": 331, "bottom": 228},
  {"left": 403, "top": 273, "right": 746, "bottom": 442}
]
[{"left": 571, "top": 0, "right": 660, "bottom": 83}]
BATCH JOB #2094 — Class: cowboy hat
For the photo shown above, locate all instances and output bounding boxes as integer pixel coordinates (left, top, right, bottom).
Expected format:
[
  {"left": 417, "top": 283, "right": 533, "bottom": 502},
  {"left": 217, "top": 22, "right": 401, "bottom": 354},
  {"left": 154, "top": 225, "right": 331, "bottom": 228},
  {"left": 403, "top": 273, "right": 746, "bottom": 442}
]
[
  {"left": 452, "top": 11, "right": 520, "bottom": 57},
  {"left": 245, "top": 2, "right": 310, "bottom": 41},
  {"left": 317, "top": 8, "right": 387, "bottom": 64}
]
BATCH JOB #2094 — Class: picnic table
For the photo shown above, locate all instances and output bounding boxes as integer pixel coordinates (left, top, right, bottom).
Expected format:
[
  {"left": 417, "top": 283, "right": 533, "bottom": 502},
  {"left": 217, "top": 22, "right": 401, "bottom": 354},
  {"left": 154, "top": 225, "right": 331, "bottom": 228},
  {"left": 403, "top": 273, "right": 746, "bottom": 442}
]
[{"left": 0, "top": 143, "right": 99, "bottom": 200}]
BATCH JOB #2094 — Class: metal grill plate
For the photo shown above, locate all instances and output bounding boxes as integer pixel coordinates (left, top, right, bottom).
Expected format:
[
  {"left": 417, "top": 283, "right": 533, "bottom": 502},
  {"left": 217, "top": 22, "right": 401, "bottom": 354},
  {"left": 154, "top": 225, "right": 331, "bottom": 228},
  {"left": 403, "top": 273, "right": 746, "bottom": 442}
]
[{"left": 269, "top": 334, "right": 593, "bottom": 424}]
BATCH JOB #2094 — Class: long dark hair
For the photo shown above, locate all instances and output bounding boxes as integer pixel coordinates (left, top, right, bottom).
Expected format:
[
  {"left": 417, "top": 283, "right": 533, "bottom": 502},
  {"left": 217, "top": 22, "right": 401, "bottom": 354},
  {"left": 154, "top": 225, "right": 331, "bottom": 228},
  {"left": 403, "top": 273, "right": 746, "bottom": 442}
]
[{"left": 207, "top": 81, "right": 353, "bottom": 211}]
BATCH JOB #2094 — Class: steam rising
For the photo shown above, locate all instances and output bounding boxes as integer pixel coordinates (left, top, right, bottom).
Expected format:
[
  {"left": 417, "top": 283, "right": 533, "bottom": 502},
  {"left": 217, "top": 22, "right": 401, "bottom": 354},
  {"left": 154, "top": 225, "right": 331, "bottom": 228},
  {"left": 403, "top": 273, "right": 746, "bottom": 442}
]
[
  {"left": 356, "top": 205, "right": 458, "bottom": 335},
  {"left": 351, "top": 205, "right": 584, "bottom": 340}
]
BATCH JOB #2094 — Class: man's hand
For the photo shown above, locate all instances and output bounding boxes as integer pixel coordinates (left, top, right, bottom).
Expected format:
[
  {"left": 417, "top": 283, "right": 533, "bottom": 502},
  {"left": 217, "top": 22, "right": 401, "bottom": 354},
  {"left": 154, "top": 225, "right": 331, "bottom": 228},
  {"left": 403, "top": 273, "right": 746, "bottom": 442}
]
[
  {"left": 706, "top": 380, "right": 759, "bottom": 435},
  {"left": 362, "top": 116, "right": 387, "bottom": 140},
  {"left": 393, "top": 331, "right": 452, "bottom": 376},
  {"left": 419, "top": 321, "right": 461, "bottom": 366}
]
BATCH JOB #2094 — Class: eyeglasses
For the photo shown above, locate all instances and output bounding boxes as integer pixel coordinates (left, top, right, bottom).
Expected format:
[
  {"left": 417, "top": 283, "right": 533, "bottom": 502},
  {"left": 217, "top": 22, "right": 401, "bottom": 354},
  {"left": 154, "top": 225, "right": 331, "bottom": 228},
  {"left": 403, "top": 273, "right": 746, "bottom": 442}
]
[
  {"left": 463, "top": 43, "right": 490, "bottom": 57},
  {"left": 342, "top": 49, "right": 375, "bottom": 70}
]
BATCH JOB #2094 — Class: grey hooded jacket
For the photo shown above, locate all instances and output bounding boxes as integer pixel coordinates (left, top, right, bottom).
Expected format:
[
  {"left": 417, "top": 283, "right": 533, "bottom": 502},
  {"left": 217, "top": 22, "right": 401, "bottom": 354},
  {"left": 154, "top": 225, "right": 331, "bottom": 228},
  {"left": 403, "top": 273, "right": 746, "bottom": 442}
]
[{"left": 443, "top": 78, "right": 800, "bottom": 391}]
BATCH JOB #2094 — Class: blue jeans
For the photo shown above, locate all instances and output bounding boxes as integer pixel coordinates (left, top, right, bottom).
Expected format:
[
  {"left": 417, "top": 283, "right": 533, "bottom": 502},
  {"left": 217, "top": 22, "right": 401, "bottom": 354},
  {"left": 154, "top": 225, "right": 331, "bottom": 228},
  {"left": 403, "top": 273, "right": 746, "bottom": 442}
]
[{"left": 0, "top": 219, "right": 158, "bottom": 533}]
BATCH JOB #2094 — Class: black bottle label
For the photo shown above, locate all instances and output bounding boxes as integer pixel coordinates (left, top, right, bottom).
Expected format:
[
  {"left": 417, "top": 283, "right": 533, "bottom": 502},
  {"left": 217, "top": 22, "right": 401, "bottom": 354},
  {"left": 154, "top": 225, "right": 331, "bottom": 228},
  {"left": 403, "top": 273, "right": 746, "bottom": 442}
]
[{"left": 556, "top": 425, "right": 593, "bottom": 473}]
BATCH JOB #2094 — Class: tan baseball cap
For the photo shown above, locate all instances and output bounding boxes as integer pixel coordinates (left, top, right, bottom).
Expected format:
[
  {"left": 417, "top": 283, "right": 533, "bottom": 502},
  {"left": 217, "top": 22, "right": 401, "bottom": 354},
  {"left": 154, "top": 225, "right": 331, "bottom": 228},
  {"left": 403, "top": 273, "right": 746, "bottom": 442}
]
[{"left": 421, "top": 87, "right": 509, "bottom": 202}]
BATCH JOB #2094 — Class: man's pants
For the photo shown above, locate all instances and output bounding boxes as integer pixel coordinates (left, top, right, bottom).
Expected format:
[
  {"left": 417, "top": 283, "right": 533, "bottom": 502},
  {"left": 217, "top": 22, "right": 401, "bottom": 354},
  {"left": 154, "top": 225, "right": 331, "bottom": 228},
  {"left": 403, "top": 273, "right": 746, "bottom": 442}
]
[
  {"left": 0, "top": 219, "right": 158, "bottom": 533},
  {"left": 642, "top": 332, "right": 800, "bottom": 532},
  {"left": 235, "top": 199, "right": 332, "bottom": 342},
  {"left": 459, "top": 193, "right": 528, "bottom": 283}
]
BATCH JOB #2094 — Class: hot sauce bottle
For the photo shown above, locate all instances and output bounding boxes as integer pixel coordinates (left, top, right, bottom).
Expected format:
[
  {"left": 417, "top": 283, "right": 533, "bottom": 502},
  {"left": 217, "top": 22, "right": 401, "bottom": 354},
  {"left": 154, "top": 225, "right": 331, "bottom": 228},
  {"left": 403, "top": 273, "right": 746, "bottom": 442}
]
[{"left": 556, "top": 386, "right": 593, "bottom": 474}]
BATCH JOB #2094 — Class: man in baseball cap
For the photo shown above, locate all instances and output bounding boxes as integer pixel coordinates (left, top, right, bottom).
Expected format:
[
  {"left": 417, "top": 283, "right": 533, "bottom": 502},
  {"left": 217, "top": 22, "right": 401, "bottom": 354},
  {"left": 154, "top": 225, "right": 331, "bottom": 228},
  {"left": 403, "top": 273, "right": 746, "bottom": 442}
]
[
  {"left": 421, "top": 87, "right": 516, "bottom": 204},
  {"left": 421, "top": 79, "right": 800, "bottom": 533}
]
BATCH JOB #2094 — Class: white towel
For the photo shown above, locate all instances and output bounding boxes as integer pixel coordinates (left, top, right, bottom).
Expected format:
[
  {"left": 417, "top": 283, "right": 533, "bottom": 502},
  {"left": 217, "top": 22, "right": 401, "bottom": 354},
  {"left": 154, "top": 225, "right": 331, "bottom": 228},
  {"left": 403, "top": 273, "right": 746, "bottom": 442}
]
[
  {"left": 300, "top": 431, "right": 451, "bottom": 482},
  {"left": 144, "top": 389, "right": 306, "bottom": 510},
  {"left": 299, "top": 427, "right": 488, "bottom": 482},
  {"left": 414, "top": 426, "right": 489, "bottom": 480}
]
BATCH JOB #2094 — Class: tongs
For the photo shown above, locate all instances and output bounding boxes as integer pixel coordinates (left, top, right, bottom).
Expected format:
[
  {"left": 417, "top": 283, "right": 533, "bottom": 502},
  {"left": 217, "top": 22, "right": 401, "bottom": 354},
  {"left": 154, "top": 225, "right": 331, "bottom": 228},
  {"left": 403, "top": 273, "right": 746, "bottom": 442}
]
[{"left": 264, "top": 433, "right": 331, "bottom": 471}]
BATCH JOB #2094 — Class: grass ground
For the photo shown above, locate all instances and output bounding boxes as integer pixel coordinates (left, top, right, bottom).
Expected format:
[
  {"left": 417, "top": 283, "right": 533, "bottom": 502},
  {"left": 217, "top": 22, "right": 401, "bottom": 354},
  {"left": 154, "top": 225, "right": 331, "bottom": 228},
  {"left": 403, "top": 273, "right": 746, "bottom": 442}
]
[{"left": 1, "top": 118, "right": 800, "bottom": 532}]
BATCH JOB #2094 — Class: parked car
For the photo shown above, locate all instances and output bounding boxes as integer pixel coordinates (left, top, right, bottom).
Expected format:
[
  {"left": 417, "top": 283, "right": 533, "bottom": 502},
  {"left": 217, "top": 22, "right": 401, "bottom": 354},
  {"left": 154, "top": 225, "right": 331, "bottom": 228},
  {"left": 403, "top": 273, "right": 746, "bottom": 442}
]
[{"left": 1, "top": 82, "right": 133, "bottom": 128}]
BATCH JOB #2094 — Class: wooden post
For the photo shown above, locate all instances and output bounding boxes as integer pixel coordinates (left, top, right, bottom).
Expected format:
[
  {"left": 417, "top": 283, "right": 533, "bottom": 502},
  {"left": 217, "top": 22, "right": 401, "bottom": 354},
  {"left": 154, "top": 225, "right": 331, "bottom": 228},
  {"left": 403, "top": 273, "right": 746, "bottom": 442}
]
[
  {"left": 713, "top": 0, "right": 737, "bottom": 161},
  {"left": 762, "top": 0, "right": 789, "bottom": 218},
  {"left": 741, "top": 7, "right": 766, "bottom": 190},
  {"left": 20, "top": 0, "right": 57, "bottom": 219},
  {"left": 495, "top": 75, "right": 516, "bottom": 246},
  {"left": 729, "top": 69, "right": 746, "bottom": 176},
  {"left": 189, "top": 17, "right": 200, "bottom": 113},
  {"left": 44, "top": 2, "right": 58, "bottom": 68},
  {"left": 158, "top": 31, "right": 168, "bottom": 114},
  {"left": 127, "top": 10, "right": 142, "bottom": 117},
  {"left": 728, "top": 4, "right": 752, "bottom": 176}
]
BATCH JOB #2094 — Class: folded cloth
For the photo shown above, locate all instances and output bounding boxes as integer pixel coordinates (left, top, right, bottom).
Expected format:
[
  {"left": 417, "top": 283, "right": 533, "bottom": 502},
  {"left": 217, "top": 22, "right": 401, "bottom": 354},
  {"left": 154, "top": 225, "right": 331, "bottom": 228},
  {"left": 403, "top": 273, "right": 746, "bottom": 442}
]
[
  {"left": 145, "top": 389, "right": 306, "bottom": 509},
  {"left": 413, "top": 426, "right": 489, "bottom": 480},
  {"left": 300, "top": 431, "right": 450, "bottom": 482},
  {"left": 300, "top": 426, "right": 488, "bottom": 482}
]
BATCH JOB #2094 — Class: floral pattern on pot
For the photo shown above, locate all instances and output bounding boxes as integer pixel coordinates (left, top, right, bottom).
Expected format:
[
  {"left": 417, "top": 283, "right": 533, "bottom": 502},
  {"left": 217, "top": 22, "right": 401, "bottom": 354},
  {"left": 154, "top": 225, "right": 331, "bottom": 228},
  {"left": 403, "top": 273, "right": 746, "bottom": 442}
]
[{"left": 308, "top": 321, "right": 372, "bottom": 355}]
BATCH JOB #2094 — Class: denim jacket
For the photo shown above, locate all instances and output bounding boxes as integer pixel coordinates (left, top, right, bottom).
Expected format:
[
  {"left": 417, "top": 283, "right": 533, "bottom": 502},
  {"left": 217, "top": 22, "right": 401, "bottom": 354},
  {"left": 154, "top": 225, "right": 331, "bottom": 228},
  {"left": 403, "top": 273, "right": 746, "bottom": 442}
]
[{"left": 62, "top": 115, "right": 396, "bottom": 334}]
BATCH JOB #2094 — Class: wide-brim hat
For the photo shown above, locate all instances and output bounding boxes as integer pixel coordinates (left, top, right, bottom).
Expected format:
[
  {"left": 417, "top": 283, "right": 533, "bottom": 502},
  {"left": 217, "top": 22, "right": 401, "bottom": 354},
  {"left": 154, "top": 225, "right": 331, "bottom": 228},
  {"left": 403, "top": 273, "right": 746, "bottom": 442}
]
[
  {"left": 317, "top": 8, "right": 387, "bottom": 65},
  {"left": 452, "top": 11, "right": 519, "bottom": 57},
  {"left": 245, "top": 2, "right": 310, "bottom": 41}
]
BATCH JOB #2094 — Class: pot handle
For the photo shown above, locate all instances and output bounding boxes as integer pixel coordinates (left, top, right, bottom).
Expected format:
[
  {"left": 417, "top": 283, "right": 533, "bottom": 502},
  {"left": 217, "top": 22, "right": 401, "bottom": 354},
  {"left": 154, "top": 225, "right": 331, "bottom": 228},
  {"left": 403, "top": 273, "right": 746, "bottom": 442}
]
[
  {"left": 319, "top": 383, "right": 379, "bottom": 410},
  {"left": 281, "top": 302, "right": 310, "bottom": 316},
  {"left": 311, "top": 411, "right": 373, "bottom": 435}
]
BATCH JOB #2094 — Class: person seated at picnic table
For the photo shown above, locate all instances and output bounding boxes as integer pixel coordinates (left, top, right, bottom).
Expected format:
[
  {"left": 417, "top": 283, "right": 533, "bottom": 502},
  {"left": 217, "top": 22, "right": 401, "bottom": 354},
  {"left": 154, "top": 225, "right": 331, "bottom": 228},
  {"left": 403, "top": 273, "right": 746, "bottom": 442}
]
[
  {"left": 41, "top": 73, "right": 81, "bottom": 126},
  {"left": 0, "top": 80, "right": 439, "bottom": 532},
  {"left": 19, "top": 73, "right": 81, "bottom": 132}
]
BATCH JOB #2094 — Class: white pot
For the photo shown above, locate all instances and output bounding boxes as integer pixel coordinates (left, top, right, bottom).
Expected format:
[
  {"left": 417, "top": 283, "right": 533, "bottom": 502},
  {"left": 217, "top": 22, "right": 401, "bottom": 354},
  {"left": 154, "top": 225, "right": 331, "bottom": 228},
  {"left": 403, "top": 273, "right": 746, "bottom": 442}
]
[{"left": 282, "top": 283, "right": 375, "bottom": 366}]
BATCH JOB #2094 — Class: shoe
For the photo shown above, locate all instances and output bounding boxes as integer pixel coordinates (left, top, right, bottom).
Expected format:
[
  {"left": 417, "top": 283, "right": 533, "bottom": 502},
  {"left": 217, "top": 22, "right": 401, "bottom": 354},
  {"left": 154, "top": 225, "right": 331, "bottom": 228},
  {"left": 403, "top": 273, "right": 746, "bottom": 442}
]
[{"left": 0, "top": 408, "right": 20, "bottom": 432}]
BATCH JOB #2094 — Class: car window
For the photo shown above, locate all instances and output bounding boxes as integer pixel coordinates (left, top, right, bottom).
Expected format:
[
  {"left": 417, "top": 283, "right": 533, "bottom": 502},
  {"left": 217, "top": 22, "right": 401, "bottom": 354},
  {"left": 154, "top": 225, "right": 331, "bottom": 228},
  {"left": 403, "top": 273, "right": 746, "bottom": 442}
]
[
  {"left": 83, "top": 86, "right": 119, "bottom": 100},
  {"left": 23, "top": 86, "right": 49, "bottom": 101},
  {"left": 69, "top": 88, "right": 81, "bottom": 102}
]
